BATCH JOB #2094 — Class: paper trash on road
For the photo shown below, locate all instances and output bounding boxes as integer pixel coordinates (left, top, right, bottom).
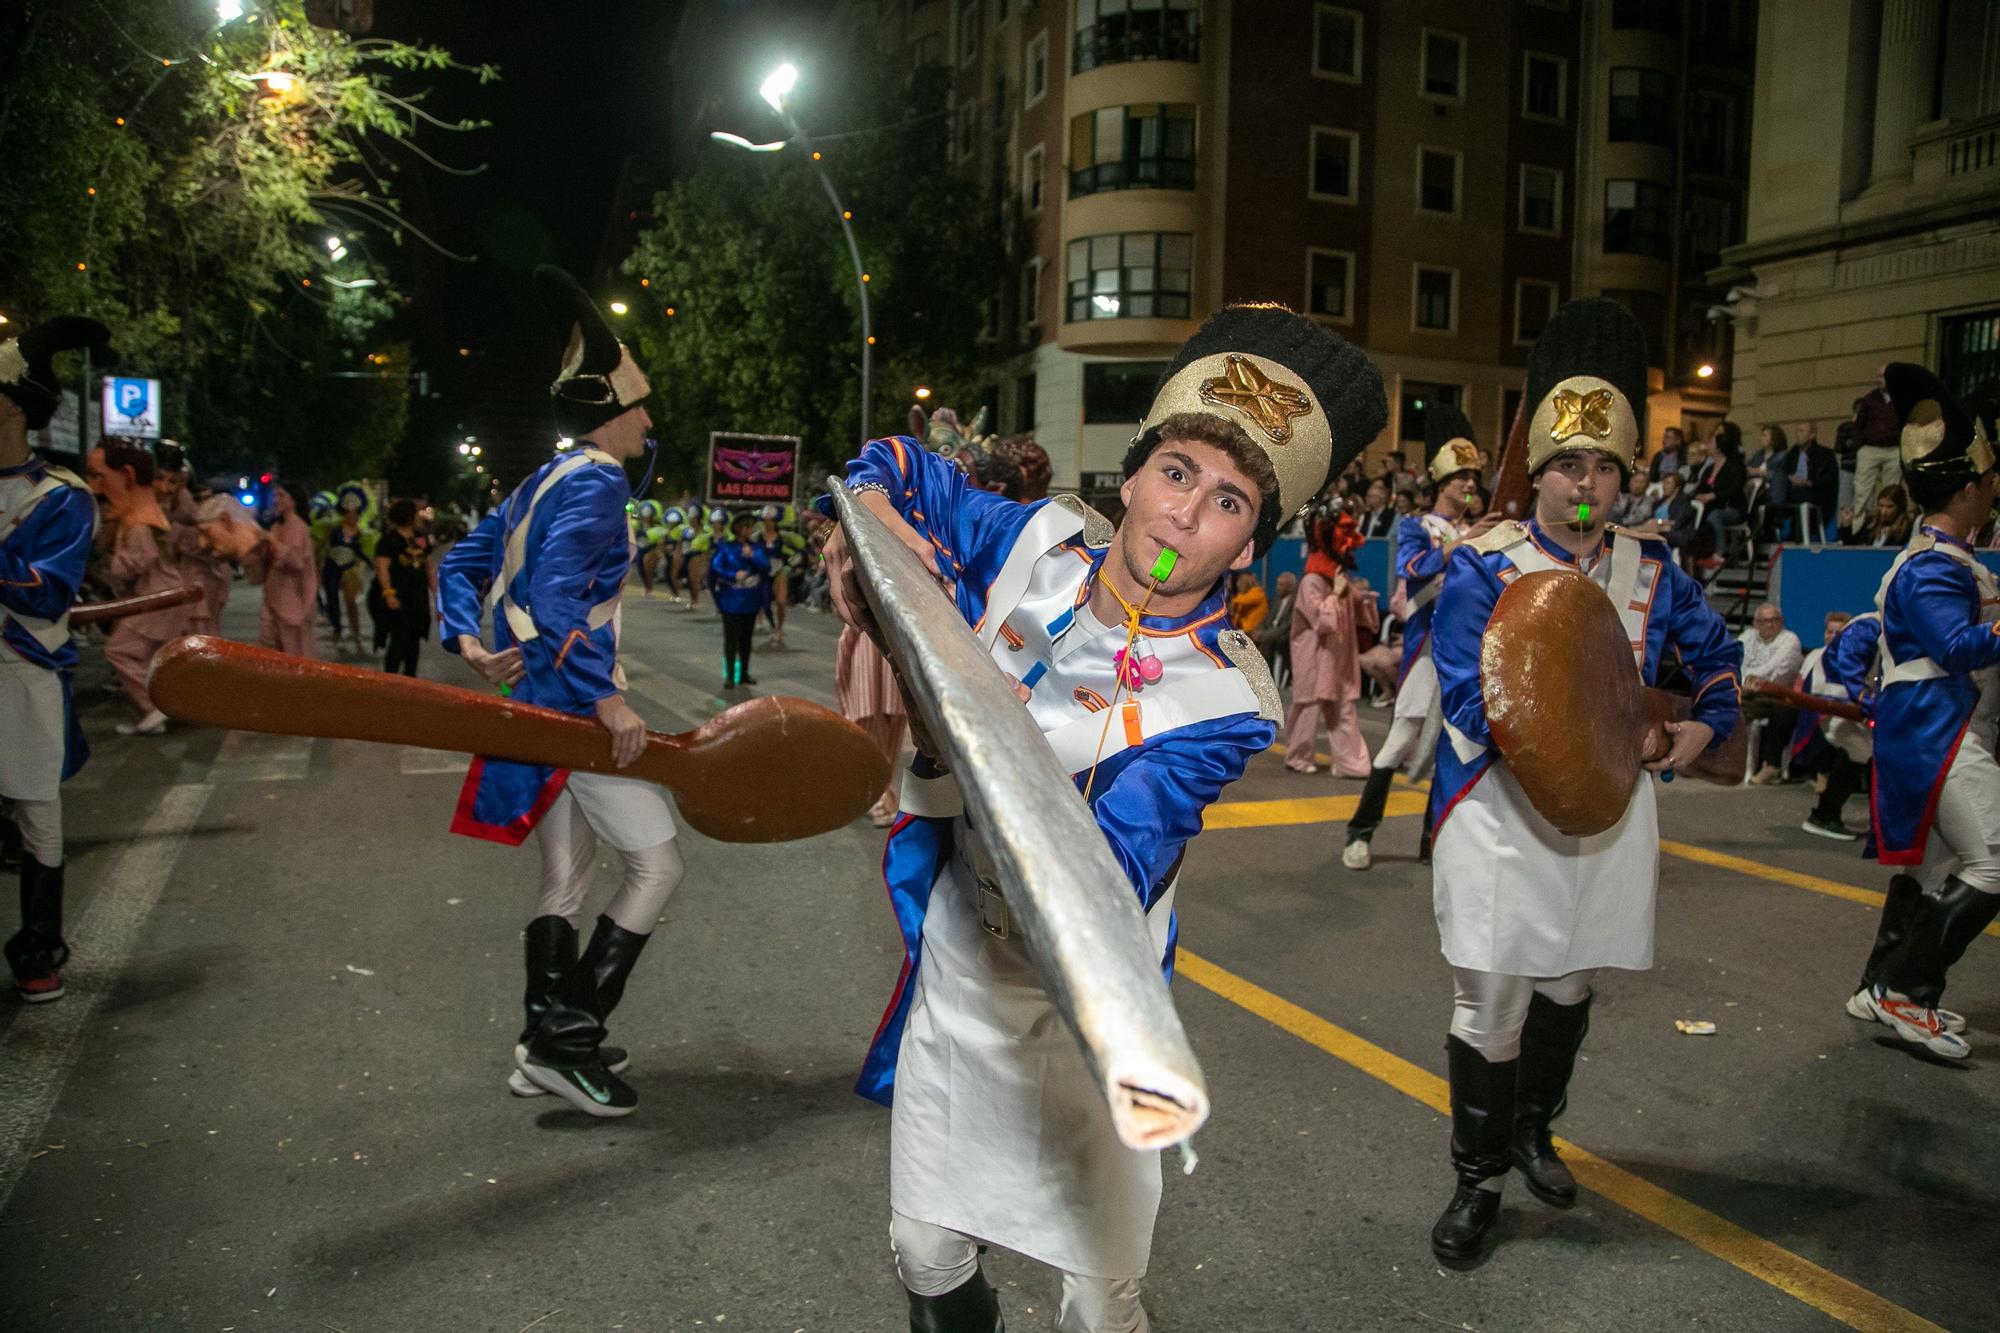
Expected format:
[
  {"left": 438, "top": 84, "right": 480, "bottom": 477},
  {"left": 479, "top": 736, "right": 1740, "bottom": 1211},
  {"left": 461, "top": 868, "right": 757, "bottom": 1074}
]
[{"left": 1674, "top": 1019, "right": 1717, "bottom": 1035}]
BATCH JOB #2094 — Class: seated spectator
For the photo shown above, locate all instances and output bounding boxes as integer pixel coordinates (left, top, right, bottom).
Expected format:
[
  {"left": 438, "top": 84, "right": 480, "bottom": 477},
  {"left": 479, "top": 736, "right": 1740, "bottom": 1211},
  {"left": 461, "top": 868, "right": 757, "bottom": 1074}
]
[
  {"left": 1741, "top": 602, "right": 1806, "bottom": 785},
  {"left": 1693, "top": 421, "right": 1748, "bottom": 567},
  {"left": 1257, "top": 570, "right": 1298, "bottom": 686},
  {"left": 1747, "top": 424, "right": 1785, "bottom": 484},
  {"left": 1229, "top": 570, "right": 1269, "bottom": 635},
  {"left": 1844, "top": 482, "right": 1913, "bottom": 548},
  {"left": 1655, "top": 471, "right": 1699, "bottom": 566},
  {"left": 1358, "top": 479, "right": 1396, "bottom": 536},
  {"left": 1610, "top": 469, "right": 1657, "bottom": 528},
  {"left": 1648, "top": 426, "right": 1689, "bottom": 490}
]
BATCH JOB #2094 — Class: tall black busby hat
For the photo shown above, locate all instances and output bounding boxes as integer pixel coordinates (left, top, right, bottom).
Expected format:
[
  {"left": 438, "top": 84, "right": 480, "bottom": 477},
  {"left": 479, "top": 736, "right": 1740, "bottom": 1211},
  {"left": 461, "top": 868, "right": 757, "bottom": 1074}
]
[
  {"left": 1886, "top": 362, "right": 1996, "bottom": 493},
  {"left": 533, "top": 265, "right": 651, "bottom": 439},
  {"left": 0, "top": 315, "right": 113, "bottom": 430},
  {"left": 1523, "top": 297, "right": 1649, "bottom": 475},
  {"left": 1125, "top": 303, "right": 1386, "bottom": 554},
  {"left": 1422, "top": 401, "right": 1480, "bottom": 485}
]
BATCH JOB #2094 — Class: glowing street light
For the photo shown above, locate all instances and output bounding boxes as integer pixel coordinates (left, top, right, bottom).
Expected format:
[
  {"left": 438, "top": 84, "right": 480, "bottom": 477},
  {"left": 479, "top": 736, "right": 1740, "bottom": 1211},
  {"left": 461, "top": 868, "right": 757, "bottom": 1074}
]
[
  {"left": 1696, "top": 363, "right": 1716, "bottom": 379},
  {"left": 215, "top": 0, "right": 245, "bottom": 20},
  {"left": 708, "top": 131, "right": 787, "bottom": 153},
  {"left": 760, "top": 62, "right": 799, "bottom": 112},
  {"left": 609, "top": 300, "right": 629, "bottom": 316},
  {"left": 914, "top": 386, "right": 932, "bottom": 400}
]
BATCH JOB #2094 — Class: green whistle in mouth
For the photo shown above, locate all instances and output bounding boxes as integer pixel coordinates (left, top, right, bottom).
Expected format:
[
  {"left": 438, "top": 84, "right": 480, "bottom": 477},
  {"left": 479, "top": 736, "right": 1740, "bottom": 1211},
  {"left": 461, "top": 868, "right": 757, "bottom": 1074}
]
[
  {"left": 1577, "top": 502, "right": 1592, "bottom": 524},
  {"left": 1150, "top": 547, "right": 1179, "bottom": 583}
]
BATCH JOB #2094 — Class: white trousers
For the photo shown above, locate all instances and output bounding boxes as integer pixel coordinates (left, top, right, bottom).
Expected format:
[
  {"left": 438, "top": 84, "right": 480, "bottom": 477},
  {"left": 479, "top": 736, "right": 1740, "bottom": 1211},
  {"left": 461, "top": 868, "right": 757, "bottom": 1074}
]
[
  {"left": 1373, "top": 654, "right": 1441, "bottom": 778},
  {"left": 6, "top": 797, "right": 62, "bottom": 868},
  {"left": 1449, "top": 967, "right": 1596, "bottom": 1061},
  {"left": 1918, "top": 737, "right": 2000, "bottom": 896},
  {"left": 890, "top": 1211, "right": 1149, "bottom": 1333},
  {"left": 533, "top": 783, "right": 683, "bottom": 933}
]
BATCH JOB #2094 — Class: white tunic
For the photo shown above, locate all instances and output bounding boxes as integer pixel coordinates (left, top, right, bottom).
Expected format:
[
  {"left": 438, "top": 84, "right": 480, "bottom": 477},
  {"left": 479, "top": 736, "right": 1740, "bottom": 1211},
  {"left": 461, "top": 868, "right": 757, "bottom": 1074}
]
[
  {"left": 0, "top": 467, "right": 84, "bottom": 803},
  {"left": 1432, "top": 530, "right": 1665, "bottom": 976},
  {"left": 888, "top": 499, "right": 1272, "bottom": 1279}
]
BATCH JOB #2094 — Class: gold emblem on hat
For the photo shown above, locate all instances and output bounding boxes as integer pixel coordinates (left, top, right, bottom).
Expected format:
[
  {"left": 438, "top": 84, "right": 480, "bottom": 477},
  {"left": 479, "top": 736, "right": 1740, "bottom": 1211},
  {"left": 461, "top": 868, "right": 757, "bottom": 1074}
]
[
  {"left": 1198, "top": 354, "right": 1313, "bottom": 444},
  {"left": 1550, "top": 388, "right": 1615, "bottom": 442}
]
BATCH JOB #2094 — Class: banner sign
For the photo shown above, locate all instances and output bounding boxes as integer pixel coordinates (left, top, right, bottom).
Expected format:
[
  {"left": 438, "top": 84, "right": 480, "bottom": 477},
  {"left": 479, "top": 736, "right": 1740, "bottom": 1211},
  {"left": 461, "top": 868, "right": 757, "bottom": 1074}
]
[
  {"left": 707, "top": 432, "right": 800, "bottom": 506},
  {"left": 101, "top": 376, "right": 162, "bottom": 439}
]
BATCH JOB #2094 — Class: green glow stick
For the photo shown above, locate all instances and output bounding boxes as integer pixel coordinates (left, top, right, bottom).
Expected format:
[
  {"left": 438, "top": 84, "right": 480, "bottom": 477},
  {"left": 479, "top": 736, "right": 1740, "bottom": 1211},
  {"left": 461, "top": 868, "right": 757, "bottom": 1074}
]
[
  {"left": 1150, "top": 547, "right": 1179, "bottom": 583},
  {"left": 1577, "top": 502, "right": 1592, "bottom": 524}
]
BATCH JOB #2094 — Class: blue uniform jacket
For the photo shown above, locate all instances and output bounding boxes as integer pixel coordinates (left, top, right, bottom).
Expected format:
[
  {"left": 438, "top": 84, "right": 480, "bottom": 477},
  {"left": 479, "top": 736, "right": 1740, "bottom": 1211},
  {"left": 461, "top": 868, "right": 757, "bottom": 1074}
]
[
  {"left": 0, "top": 457, "right": 95, "bottom": 781},
  {"left": 1871, "top": 529, "right": 2000, "bottom": 865},
  {"left": 1429, "top": 519, "right": 1742, "bottom": 830},
  {"left": 436, "top": 450, "right": 632, "bottom": 844},
  {"left": 1788, "top": 613, "right": 1882, "bottom": 761},
  {"left": 706, "top": 540, "right": 771, "bottom": 615},
  {"left": 828, "top": 437, "right": 1276, "bottom": 1105},
  {"left": 1393, "top": 513, "right": 1450, "bottom": 683}
]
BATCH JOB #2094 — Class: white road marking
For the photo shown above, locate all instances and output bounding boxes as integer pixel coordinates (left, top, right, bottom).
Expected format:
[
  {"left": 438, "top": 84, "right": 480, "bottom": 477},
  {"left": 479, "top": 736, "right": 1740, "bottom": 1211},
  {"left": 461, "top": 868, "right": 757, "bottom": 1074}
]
[
  {"left": 0, "top": 783, "right": 216, "bottom": 1211},
  {"left": 202, "top": 730, "right": 314, "bottom": 784}
]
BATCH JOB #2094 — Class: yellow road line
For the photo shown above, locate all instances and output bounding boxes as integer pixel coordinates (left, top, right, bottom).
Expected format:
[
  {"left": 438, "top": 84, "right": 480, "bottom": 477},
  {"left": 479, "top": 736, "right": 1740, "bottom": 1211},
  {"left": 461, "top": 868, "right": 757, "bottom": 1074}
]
[
  {"left": 1177, "top": 950, "right": 1947, "bottom": 1333},
  {"left": 1212, "top": 787, "right": 2000, "bottom": 940}
]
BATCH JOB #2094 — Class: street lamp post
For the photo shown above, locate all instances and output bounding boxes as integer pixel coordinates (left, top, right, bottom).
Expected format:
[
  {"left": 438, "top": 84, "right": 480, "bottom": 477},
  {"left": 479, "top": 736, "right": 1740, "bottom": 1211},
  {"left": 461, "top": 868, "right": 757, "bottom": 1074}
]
[{"left": 712, "top": 63, "right": 872, "bottom": 449}]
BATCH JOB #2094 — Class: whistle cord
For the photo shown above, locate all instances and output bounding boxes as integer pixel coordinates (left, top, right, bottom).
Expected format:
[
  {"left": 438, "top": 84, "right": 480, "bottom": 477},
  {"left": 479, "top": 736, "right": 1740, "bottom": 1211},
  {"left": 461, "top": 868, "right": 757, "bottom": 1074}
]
[{"left": 1081, "top": 548, "right": 1179, "bottom": 803}]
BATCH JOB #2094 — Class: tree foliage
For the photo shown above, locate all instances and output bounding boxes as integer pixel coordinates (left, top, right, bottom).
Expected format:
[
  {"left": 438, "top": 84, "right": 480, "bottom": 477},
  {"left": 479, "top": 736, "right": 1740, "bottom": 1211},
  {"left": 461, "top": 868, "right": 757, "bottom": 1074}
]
[
  {"left": 0, "top": 0, "right": 493, "bottom": 487},
  {"left": 623, "top": 41, "right": 1007, "bottom": 490}
]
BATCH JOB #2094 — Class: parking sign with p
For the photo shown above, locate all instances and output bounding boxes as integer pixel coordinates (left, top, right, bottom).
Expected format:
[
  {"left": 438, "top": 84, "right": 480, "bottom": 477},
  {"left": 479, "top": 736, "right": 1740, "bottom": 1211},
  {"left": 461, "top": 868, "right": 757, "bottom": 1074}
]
[{"left": 100, "top": 376, "right": 162, "bottom": 439}]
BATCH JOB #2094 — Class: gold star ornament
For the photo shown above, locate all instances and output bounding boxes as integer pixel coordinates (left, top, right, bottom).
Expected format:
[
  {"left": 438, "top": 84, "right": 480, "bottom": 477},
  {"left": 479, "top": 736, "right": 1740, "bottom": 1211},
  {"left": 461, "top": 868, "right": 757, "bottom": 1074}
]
[
  {"left": 1198, "top": 354, "right": 1315, "bottom": 444},
  {"left": 1550, "top": 388, "right": 1615, "bottom": 443}
]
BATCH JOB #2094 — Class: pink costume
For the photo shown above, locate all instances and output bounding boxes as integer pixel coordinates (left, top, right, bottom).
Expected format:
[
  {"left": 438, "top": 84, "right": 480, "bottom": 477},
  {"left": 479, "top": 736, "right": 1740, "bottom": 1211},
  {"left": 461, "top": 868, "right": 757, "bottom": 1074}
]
[
  {"left": 1284, "top": 570, "right": 1377, "bottom": 776},
  {"left": 167, "top": 490, "right": 231, "bottom": 635},
  {"left": 104, "top": 520, "right": 191, "bottom": 714},
  {"left": 835, "top": 624, "right": 907, "bottom": 812},
  {"left": 248, "top": 513, "right": 317, "bottom": 658}
]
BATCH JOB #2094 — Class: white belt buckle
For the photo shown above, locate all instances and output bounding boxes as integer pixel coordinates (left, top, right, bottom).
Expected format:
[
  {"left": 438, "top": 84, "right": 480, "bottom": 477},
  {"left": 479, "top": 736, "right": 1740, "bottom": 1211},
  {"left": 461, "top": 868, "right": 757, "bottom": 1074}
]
[{"left": 977, "top": 882, "right": 1012, "bottom": 940}]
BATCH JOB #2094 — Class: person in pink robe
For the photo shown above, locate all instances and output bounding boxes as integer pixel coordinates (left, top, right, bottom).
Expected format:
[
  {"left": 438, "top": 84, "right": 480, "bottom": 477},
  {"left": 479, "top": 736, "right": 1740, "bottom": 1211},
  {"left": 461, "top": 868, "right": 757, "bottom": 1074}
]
[
  {"left": 87, "top": 440, "right": 191, "bottom": 735},
  {"left": 1284, "top": 512, "right": 1377, "bottom": 776},
  {"left": 247, "top": 483, "right": 317, "bottom": 658},
  {"left": 835, "top": 624, "right": 907, "bottom": 826}
]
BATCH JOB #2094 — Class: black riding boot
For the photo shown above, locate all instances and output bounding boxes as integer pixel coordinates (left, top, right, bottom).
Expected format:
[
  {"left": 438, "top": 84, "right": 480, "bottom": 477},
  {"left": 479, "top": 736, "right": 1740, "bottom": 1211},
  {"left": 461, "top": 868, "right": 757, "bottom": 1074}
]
[
  {"left": 1879, "top": 875, "right": 2000, "bottom": 1008},
  {"left": 0, "top": 812, "right": 20, "bottom": 873},
  {"left": 1513, "top": 991, "right": 1591, "bottom": 1207},
  {"left": 907, "top": 1265, "right": 1003, "bottom": 1333},
  {"left": 1430, "top": 1035, "right": 1517, "bottom": 1266},
  {"left": 523, "top": 916, "right": 651, "bottom": 1115},
  {"left": 1345, "top": 766, "right": 1397, "bottom": 847},
  {"left": 1857, "top": 875, "right": 1925, "bottom": 994},
  {"left": 520, "top": 915, "right": 578, "bottom": 1045},
  {"left": 5, "top": 859, "right": 69, "bottom": 1002}
]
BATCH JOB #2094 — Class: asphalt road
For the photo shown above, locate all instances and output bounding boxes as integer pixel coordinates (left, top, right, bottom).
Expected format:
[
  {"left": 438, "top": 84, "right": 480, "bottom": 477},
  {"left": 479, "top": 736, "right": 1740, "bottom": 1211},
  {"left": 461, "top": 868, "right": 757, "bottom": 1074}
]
[{"left": 2, "top": 587, "right": 1994, "bottom": 1333}]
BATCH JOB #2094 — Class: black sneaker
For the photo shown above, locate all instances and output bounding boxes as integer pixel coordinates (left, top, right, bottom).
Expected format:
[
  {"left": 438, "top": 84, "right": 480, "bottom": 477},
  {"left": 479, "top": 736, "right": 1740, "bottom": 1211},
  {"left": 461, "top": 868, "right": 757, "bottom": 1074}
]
[
  {"left": 1801, "top": 814, "right": 1857, "bottom": 841},
  {"left": 518, "top": 1055, "right": 638, "bottom": 1116},
  {"left": 509, "top": 1044, "right": 628, "bottom": 1097}
]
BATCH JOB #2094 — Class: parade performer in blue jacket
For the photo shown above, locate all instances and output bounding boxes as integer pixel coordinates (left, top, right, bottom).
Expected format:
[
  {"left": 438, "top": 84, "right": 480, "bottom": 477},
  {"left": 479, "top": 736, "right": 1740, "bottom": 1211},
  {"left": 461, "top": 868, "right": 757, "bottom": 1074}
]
[
  {"left": 437, "top": 267, "right": 681, "bottom": 1117},
  {"left": 0, "top": 315, "right": 111, "bottom": 1004},
  {"left": 1341, "top": 402, "right": 1498, "bottom": 870},
  {"left": 1424, "top": 299, "right": 1741, "bottom": 1266},
  {"left": 823, "top": 305, "right": 1385, "bottom": 1333},
  {"left": 1795, "top": 611, "right": 1878, "bottom": 841},
  {"left": 1855, "top": 366, "right": 2000, "bottom": 1060},
  {"left": 707, "top": 509, "right": 770, "bottom": 689}
]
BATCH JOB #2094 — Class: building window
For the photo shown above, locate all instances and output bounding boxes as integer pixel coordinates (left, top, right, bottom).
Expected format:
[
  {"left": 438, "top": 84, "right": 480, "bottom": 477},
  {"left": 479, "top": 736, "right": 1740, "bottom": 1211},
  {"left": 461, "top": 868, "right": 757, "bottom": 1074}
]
[
  {"left": 1313, "top": 5, "right": 1362, "bottom": 82},
  {"left": 1020, "top": 257, "right": 1043, "bottom": 331},
  {"left": 1024, "top": 30, "right": 1049, "bottom": 108},
  {"left": 1604, "top": 179, "right": 1670, "bottom": 259},
  {"left": 1083, "top": 360, "right": 1172, "bottom": 423},
  {"left": 1306, "top": 249, "right": 1354, "bottom": 323},
  {"left": 1608, "top": 68, "right": 1676, "bottom": 147},
  {"left": 1940, "top": 309, "right": 2000, "bottom": 403},
  {"left": 1684, "top": 193, "right": 1734, "bottom": 270},
  {"left": 1023, "top": 143, "right": 1045, "bottom": 214},
  {"left": 1400, "top": 381, "right": 1464, "bottom": 443},
  {"left": 1519, "top": 164, "right": 1562, "bottom": 234},
  {"left": 1686, "top": 89, "right": 1738, "bottom": 175},
  {"left": 960, "top": 0, "right": 980, "bottom": 65},
  {"left": 1612, "top": 0, "right": 1681, "bottom": 35},
  {"left": 1523, "top": 52, "right": 1566, "bottom": 122},
  {"left": 955, "top": 103, "right": 978, "bottom": 163},
  {"left": 1413, "top": 265, "right": 1457, "bottom": 333},
  {"left": 1308, "top": 126, "right": 1359, "bottom": 203},
  {"left": 1067, "top": 233, "right": 1194, "bottom": 322},
  {"left": 1015, "top": 373, "right": 1038, "bottom": 431},
  {"left": 1419, "top": 29, "right": 1464, "bottom": 101},
  {"left": 1516, "top": 279, "right": 1559, "bottom": 345},
  {"left": 1068, "top": 103, "right": 1197, "bottom": 197},
  {"left": 1074, "top": 0, "right": 1200, "bottom": 74},
  {"left": 1417, "top": 147, "right": 1461, "bottom": 216}
]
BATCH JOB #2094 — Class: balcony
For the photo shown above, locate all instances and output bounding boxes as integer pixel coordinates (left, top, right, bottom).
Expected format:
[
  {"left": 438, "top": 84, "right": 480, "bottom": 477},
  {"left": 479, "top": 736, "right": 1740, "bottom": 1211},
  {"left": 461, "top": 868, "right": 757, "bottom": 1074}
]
[
  {"left": 1074, "top": 2, "right": 1200, "bottom": 74},
  {"left": 1070, "top": 155, "right": 1196, "bottom": 199}
]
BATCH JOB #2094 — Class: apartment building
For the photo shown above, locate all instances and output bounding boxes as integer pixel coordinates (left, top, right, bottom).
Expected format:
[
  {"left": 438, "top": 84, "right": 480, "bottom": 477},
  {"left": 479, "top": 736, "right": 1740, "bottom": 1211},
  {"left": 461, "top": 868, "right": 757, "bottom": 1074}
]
[{"left": 1717, "top": 0, "right": 2000, "bottom": 440}]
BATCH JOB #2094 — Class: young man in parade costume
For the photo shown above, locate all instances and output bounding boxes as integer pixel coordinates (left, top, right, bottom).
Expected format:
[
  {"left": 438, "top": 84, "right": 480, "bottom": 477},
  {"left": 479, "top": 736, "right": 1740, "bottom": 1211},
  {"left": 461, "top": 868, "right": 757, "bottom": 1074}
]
[
  {"left": 0, "top": 315, "right": 112, "bottom": 1003},
  {"left": 1854, "top": 368, "right": 2000, "bottom": 1060},
  {"left": 1341, "top": 401, "right": 1498, "bottom": 870},
  {"left": 708, "top": 509, "right": 770, "bottom": 689},
  {"left": 824, "top": 304, "right": 1385, "bottom": 1333},
  {"left": 1425, "top": 298, "right": 1741, "bottom": 1265},
  {"left": 1794, "top": 610, "right": 1879, "bottom": 841},
  {"left": 437, "top": 266, "right": 682, "bottom": 1117}
]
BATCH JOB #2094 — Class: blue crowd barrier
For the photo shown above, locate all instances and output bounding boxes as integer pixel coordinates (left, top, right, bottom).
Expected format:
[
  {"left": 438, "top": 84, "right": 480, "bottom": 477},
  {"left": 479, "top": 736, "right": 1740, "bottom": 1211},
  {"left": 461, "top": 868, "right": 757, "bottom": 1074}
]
[{"left": 1773, "top": 544, "right": 2000, "bottom": 648}]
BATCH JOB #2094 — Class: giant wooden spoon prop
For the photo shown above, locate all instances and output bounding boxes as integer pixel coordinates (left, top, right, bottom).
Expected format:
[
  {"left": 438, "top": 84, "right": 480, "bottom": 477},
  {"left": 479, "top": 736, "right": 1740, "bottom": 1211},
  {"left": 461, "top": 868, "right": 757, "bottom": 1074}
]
[{"left": 147, "top": 636, "right": 889, "bottom": 842}]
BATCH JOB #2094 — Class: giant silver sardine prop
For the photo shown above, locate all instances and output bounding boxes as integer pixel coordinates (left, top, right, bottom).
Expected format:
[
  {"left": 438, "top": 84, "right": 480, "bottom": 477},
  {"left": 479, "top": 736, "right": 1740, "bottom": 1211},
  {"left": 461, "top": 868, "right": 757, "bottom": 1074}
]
[{"left": 826, "top": 477, "right": 1210, "bottom": 1151}]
